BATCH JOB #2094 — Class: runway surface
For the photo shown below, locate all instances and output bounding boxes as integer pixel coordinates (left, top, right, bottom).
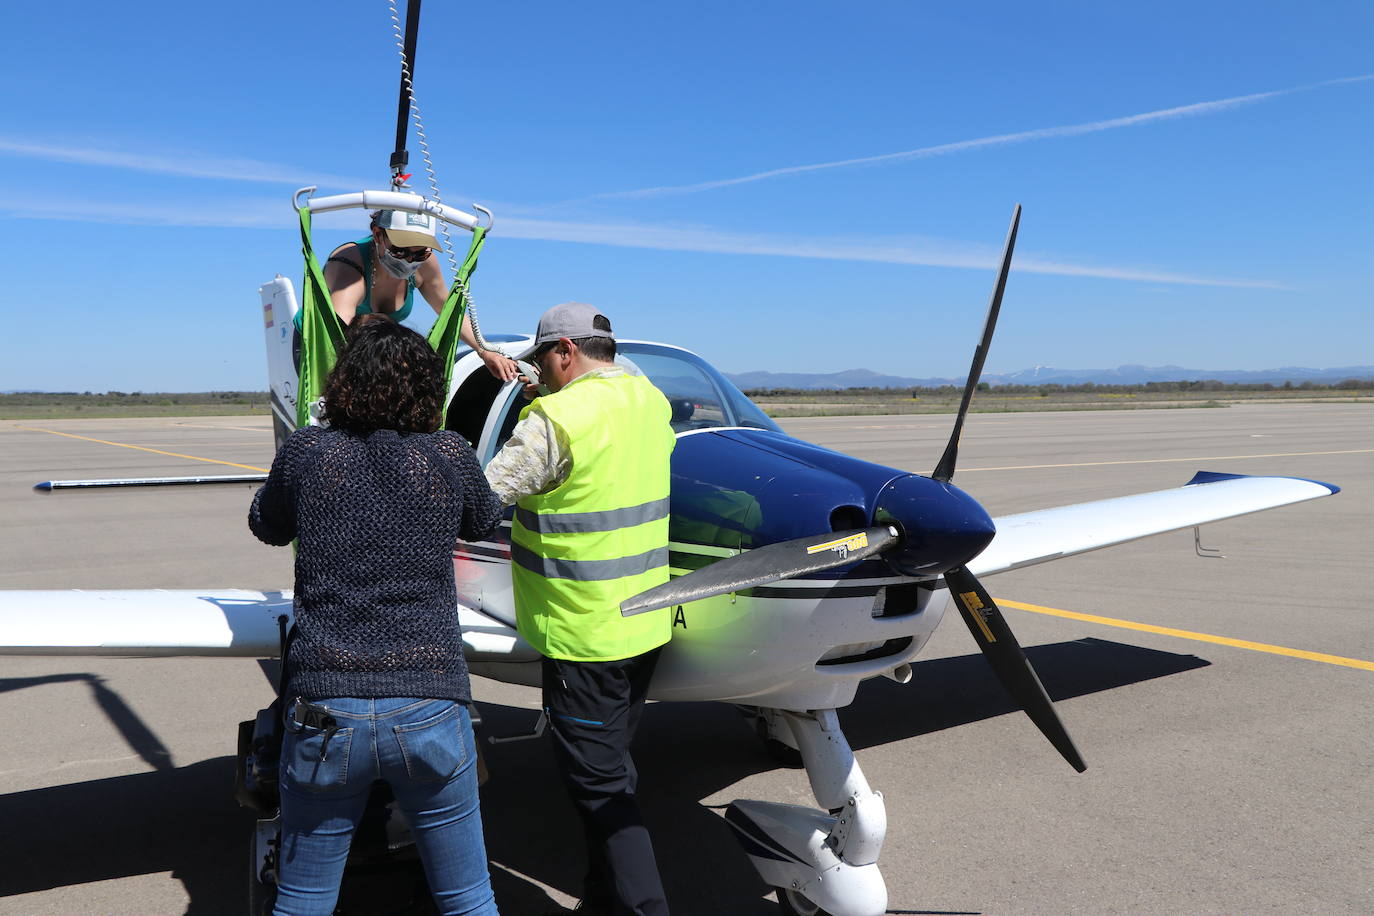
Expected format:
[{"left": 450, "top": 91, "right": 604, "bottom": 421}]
[{"left": 1, "top": 404, "right": 1370, "bottom": 915}]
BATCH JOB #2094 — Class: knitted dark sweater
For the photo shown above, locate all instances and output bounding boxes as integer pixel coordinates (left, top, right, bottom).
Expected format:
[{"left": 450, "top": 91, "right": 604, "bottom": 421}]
[{"left": 248, "top": 425, "right": 502, "bottom": 703}]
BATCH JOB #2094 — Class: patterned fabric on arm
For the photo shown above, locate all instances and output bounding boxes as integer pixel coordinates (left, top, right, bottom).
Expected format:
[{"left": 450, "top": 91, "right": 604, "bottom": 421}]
[{"left": 248, "top": 426, "right": 326, "bottom": 546}]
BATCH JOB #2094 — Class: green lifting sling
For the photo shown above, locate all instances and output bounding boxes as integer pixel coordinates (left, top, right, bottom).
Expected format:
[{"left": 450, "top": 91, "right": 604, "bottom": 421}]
[{"left": 294, "top": 206, "right": 487, "bottom": 430}]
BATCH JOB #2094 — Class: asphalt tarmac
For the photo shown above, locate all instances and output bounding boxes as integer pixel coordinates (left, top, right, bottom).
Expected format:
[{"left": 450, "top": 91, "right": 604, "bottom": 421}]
[{"left": 1, "top": 404, "right": 1370, "bottom": 915}]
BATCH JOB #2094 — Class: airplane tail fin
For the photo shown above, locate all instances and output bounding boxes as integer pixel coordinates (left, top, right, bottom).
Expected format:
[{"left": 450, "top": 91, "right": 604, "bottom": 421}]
[{"left": 258, "top": 276, "right": 301, "bottom": 451}]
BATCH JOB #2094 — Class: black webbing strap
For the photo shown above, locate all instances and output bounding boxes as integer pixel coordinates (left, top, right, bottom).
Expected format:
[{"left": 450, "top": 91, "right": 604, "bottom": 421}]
[
  {"left": 274, "top": 613, "right": 297, "bottom": 722},
  {"left": 390, "top": 0, "right": 424, "bottom": 177}
]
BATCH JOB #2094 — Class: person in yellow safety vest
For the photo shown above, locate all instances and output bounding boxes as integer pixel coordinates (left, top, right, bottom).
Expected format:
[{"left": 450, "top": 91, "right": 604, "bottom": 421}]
[{"left": 485, "top": 302, "right": 674, "bottom": 916}]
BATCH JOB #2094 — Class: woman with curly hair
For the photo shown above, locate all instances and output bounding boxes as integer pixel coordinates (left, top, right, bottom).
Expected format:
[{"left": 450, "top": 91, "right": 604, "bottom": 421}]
[{"left": 250, "top": 315, "right": 503, "bottom": 915}]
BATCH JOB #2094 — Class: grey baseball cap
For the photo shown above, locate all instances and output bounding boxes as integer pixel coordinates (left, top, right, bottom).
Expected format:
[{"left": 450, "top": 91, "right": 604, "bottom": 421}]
[{"left": 516, "top": 302, "right": 614, "bottom": 360}]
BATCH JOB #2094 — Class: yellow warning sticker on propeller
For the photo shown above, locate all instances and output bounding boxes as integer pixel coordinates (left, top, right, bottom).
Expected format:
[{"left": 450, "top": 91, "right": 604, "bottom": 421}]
[
  {"left": 806, "top": 531, "right": 869, "bottom": 560},
  {"left": 958, "top": 590, "right": 997, "bottom": 643}
]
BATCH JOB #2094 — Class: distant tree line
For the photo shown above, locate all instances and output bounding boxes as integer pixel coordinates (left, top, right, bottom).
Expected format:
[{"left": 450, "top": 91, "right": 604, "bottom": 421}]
[{"left": 744, "top": 380, "right": 1374, "bottom": 397}]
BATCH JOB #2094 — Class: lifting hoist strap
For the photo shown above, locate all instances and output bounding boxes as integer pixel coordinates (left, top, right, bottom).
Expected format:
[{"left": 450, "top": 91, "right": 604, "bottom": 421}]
[
  {"left": 295, "top": 207, "right": 347, "bottom": 428},
  {"left": 390, "top": 0, "right": 424, "bottom": 185},
  {"left": 294, "top": 206, "right": 487, "bottom": 430}
]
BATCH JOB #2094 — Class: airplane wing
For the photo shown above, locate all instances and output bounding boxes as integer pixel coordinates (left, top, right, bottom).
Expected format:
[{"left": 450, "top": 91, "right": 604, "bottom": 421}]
[
  {"left": 0, "top": 588, "right": 538, "bottom": 663},
  {"left": 972, "top": 471, "right": 1338, "bottom": 577}
]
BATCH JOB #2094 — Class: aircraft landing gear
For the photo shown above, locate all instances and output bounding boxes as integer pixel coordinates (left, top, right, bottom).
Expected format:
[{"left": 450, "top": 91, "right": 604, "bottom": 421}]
[
  {"left": 736, "top": 704, "right": 803, "bottom": 767},
  {"left": 248, "top": 816, "right": 280, "bottom": 916},
  {"left": 724, "top": 708, "right": 888, "bottom": 916},
  {"left": 776, "top": 887, "right": 832, "bottom": 916}
]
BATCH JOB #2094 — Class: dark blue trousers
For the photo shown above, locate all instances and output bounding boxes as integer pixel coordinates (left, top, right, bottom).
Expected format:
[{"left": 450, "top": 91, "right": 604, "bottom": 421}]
[{"left": 542, "top": 648, "right": 669, "bottom": 916}]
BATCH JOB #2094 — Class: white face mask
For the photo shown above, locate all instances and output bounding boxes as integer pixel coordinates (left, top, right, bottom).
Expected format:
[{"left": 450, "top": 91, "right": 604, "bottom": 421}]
[{"left": 376, "top": 245, "right": 422, "bottom": 280}]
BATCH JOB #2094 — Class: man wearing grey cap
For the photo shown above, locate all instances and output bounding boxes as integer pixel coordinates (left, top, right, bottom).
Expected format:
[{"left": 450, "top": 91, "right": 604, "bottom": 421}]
[
  {"left": 486, "top": 302, "right": 675, "bottom": 915},
  {"left": 314, "top": 208, "right": 517, "bottom": 381}
]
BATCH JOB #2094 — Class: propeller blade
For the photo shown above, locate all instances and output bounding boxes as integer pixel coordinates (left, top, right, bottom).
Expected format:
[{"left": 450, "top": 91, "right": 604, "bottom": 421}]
[
  {"left": 943, "top": 564, "right": 1087, "bottom": 772},
  {"left": 621, "top": 526, "right": 899, "bottom": 617},
  {"left": 932, "top": 203, "right": 1021, "bottom": 484}
]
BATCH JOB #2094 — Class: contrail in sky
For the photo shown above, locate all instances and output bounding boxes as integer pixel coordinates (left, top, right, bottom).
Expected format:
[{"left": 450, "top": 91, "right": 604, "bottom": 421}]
[
  {"left": 0, "top": 138, "right": 371, "bottom": 189},
  {"left": 589, "top": 74, "right": 1374, "bottom": 200}
]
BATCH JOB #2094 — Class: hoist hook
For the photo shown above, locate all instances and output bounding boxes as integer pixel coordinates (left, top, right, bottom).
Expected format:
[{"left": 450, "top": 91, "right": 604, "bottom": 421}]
[{"left": 473, "top": 204, "right": 494, "bottom": 232}]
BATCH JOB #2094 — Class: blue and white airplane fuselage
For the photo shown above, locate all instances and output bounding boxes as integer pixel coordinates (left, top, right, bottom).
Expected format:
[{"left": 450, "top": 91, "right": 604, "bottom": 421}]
[{"left": 460, "top": 420, "right": 995, "bottom": 710}]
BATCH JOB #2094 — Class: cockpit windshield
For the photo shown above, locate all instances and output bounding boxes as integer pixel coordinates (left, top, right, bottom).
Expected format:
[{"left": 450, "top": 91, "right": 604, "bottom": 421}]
[
  {"left": 617, "top": 342, "right": 781, "bottom": 434},
  {"left": 480, "top": 340, "right": 782, "bottom": 464}
]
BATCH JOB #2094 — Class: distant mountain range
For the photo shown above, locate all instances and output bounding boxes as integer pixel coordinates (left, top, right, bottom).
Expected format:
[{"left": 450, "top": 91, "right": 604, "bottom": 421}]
[
  {"left": 7, "top": 363, "right": 1373, "bottom": 396},
  {"left": 725, "top": 364, "right": 1374, "bottom": 390}
]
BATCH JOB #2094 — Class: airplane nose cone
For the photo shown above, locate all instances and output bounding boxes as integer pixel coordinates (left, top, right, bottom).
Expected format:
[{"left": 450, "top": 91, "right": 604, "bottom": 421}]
[{"left": 874, "top": 474, "right": 996, "bottom": 576}]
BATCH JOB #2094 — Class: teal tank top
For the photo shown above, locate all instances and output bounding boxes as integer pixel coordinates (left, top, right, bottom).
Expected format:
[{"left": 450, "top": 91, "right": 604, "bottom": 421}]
[
  {"left": 352, "top": 237, "right": 417, "bottom": 321},
  {"left": 296, "top": 237, "right": 417, "bottom": 329}
]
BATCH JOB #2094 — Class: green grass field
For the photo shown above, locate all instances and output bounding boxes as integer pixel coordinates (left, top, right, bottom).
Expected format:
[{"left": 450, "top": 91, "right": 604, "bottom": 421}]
[
  {"left": 751, "top": 387, "right": 1374, "bottom": 417},
  {"left": 4, "top": 387, "right": 1370, "bottom": 420},
  {"left": 0, "top": 392, "right": 271, "bottom": 420}
]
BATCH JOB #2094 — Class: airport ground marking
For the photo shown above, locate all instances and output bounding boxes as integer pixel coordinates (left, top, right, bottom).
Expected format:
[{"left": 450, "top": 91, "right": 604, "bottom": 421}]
[
  {"left": 16, "top": 426, "right": 270, "bottom": 473},
  {"left": 998, "top": 598, "right": 1374, "bottom": 672},
  {"left": 964, "top": 448, "right": 1374, "bottom": 473},
  {"left": 172, "top": 422, "right": 271, "bottom": 434}
]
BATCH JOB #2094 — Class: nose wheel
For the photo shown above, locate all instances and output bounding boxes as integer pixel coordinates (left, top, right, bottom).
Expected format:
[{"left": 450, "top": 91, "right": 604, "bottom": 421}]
[{"left": 777, "top": 888, "right": 830, "bottom": 916}]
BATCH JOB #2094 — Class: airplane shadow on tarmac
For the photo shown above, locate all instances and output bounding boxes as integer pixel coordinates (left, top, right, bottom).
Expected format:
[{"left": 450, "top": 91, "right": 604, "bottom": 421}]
[{"left": 0, "top": 638, "right": 1208, "bottom": 915}]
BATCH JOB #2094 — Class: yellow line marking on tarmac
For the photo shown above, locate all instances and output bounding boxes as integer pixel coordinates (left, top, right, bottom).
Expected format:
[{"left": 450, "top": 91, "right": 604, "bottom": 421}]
[
  {"left": 963, "top": 448, "right": 1374, "bottom": 473},
  {"left": 15, "top": 426, "right": 270, "bottom": 472},
  {"left": 998, "top": 598, "right": 1374, "bottom": 672},
  {"left": 173, "top": 423, "right": 271, "bottom": 433}
]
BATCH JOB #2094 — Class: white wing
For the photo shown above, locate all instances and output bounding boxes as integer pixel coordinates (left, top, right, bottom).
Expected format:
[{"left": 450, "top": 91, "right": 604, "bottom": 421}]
[
  {"left": 0, "top": 588, "right": 538, "bottom": 663},
  {"left": 973, "top": 471, "right": 1338, "bottom": 577}
]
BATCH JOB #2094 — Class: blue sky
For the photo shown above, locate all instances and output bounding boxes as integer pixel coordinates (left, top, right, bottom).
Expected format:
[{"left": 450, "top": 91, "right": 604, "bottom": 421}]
[{"left": 2, "top": 1, "right": 1370, "bottom": 391}]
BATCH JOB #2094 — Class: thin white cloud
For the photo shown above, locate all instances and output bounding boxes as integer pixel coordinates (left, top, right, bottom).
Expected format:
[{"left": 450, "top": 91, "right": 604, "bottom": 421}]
[
  {"left": 0, "top": 192, "right": 1284, "bottom": 290},
  {"left": 0, "top": 138, "right": 372, "bottom": 189},
  {"left": 497, "top": 218, "right": 1286, "bottom": 289},
  {"left": 589, "top": 74, "right": 1374, "bottom": 200},
  {"left": 0, "top": 193, "right": 319, "bottom": 228}
]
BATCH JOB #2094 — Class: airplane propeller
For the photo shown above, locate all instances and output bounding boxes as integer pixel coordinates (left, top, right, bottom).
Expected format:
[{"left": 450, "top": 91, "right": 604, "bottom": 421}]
[
  {"left": 932, "top": 204, "right": 1019, "bottom": 484},
  {"left": 622, "top": 204, "right": 1085, "bottom": 771},
  {"left": 621, "top": 525, "right": 899, "bottom": 616},
  {"left": 921, "top": 204, "right": 1084, "bottom": 771},
  {"left": 944, "top": 564, "right": 1086, "bottom": 771}
]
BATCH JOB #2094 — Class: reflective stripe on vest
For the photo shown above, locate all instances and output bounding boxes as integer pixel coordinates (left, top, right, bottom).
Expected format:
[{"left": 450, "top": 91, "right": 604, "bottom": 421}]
[
  {"left": 511, "top": 372, "right": 674, "bottom": 662},
  {"left": 514, "top": 496, "right": 670, "bottom": 535},
  {"left": 511, "top": 543, "right": 670, "bottom": 580}
]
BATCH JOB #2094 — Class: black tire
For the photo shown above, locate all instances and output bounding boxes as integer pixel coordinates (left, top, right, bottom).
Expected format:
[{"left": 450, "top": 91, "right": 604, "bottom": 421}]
[{"left": 775, "top": 888, "right": 831, "bottom": 916}]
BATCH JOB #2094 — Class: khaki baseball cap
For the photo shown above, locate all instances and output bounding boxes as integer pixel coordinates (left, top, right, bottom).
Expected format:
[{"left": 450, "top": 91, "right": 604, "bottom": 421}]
[{"left": 374, "top": 208, "right": 442, "bottom": 250}]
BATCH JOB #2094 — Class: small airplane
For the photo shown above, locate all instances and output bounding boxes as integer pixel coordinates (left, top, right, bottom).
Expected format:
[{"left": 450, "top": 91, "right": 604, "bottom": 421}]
[{"left": 0, "top": 193, "right": 1340, "bottom": 916}]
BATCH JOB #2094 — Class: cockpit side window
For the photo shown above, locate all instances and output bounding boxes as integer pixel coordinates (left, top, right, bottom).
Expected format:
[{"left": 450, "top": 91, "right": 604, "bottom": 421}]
[
  {"left": 491, "top": 388, "right": 525, "bottom": 457},
  {"left": 617, "top": 349, "right": 728, "bottom": 432},
  {"left": 619, "top": 343, "right": 782, "bottom": 434}
]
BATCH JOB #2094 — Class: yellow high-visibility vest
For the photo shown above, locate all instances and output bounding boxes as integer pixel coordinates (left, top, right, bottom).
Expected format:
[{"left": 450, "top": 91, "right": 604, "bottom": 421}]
[{"left": 511, "top": 372, "right": 675, "bottom": 661}]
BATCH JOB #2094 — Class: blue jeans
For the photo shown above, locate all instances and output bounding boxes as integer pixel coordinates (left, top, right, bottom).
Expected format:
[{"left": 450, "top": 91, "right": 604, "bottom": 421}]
[{"left": 273, "top": 697, "right": 499, "bottom": 916}]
